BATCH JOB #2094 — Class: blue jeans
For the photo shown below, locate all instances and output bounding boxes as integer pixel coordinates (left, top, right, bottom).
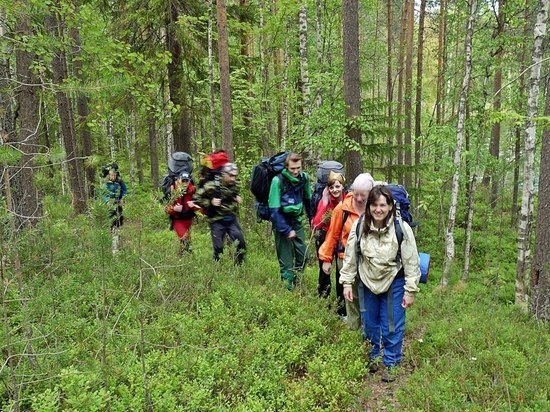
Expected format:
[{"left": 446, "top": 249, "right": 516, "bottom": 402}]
[{"left": 358, "top": 272, "right": 406, "bottom": 367}]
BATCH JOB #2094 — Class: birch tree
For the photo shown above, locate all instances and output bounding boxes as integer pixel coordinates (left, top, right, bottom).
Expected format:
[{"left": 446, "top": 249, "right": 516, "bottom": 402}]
[
  {"left": 516, "top": 0, "right": 549, "bottom": 310},
  {"left": 441, "top": 0, "right": 477, "bottom": 286},
  {"left": 298, "top": 4, "right": 311, "bottom": 118}
]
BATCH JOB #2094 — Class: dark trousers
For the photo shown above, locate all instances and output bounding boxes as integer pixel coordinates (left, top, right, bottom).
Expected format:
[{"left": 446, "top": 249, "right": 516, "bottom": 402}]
[
  {"left": 209, "top": 216, "right": 246, "bottom": 264},
  {"left": 110, "top": 205, "right": 124, "bottom": 229},
  {"left": 315, "top": 229, "right": 346, "bottom": 316}
]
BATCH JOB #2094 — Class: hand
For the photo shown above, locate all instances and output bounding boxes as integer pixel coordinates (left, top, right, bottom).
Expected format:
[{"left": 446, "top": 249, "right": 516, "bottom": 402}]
[
  {"left": 402, "top": 294, "right": 415, "bottom": 309},
  {"left": 288, "top": 230, "right": 297, "bottom": 239},
  {"left": 343, "top": 285, "right": 353, "bottom": 302},
  {"left": 187, "top": 201, "right": 196, "bottom": 209},
  {"left": 118, "top": 199, "right": 123, "bottom": 206},
  {"left": 211, "top": 198, "right": 221, "bottom": 207},
  {"left": 322, "top": 262, "right": 332, "bottom": 274},
  {"left": 235, "top": 195, "right": 242, "bottom": 204},
  {"left": 173, "top": 204, "right": 183, "bottom": 212}
]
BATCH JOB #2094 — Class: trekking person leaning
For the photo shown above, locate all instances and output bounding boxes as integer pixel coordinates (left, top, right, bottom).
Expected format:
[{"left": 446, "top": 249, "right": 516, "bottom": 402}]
[
  {"left": 311, "top": 171, "right": 346, "bottom": 299},
  {"left": 340, "top": 185, "right": 420, "bottom": 382},
  {"left": 268, "top": 152, "right": 312, "bottom": 290},
  {"left": 194, "top": 162, "right": 246, "bottom": 264},
  {"left": 164, "top": 172, "right": 199, "bottom": 254},
  {"left": 318, "top": 173, "right": 374, "bottom": 326}
]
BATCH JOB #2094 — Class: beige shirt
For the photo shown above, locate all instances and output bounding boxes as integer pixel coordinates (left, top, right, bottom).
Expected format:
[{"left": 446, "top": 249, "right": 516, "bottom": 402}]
[{"left": 340, "top": 216, "right": 421, "bottom": 295}]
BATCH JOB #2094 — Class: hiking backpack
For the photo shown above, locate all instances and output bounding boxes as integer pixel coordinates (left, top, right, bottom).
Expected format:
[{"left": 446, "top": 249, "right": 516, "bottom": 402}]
[
  {"left": 197, "top": 150, "right": 230, "bottom": 188},
  {"left": 250, "top": 151, "right": 289, "bottom": 221},
  {"left": 310, "top": 160, "right": 345, "bottom": 221},
  {"left": 161, "top": 152, "right": 194, "bottom": 201}
]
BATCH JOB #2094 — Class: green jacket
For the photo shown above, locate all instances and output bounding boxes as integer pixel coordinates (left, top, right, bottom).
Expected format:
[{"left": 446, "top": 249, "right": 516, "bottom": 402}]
[{"left": 194, "top": 178, "right": 241, "bottom": 223}]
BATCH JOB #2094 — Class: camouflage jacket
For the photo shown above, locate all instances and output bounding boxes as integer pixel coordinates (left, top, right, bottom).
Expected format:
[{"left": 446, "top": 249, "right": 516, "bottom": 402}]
[{"left": 193, "top": 178, "right": 241, "bottom": 223}]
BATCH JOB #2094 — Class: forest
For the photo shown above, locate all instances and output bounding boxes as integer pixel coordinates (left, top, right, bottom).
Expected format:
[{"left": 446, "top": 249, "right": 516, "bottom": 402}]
[{"left": 1, "top": 0, "right": 549, "bottom": 410}]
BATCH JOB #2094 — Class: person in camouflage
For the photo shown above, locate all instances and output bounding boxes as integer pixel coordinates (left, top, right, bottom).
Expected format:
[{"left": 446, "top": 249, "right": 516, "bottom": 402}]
[{"left": 194, "top": 163, "right": 246, "bottom": 264}]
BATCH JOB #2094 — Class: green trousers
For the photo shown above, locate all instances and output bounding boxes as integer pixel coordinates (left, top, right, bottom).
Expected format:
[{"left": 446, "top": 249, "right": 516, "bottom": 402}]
[
  {"left": 274, "top": 220, "right": 306, "bottom": 290},
  {"left": 337, "top": 258, "right": 361, "bottom": 330}
]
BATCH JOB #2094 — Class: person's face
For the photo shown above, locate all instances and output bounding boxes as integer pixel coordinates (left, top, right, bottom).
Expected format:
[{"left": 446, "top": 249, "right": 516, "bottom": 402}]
[
  {"left": 369, "top": 194, "right": 392, "bottom": 225},
  {"left": 109, "top": 170, "right": 117, "bottom": 181},
  {"left": 177, "top": 178, "right": 190, "bottom": 189},
  {"left": 352, "top": 189, "right": 369, "bottom": 207},
  {"left": 222, "top": 172, "right": 237, "bottom": 185},
  {"left": 287, "top": 160, "right": 302, "bottom": 177},
  {"left": 328, "top": 181, "right": 343, "bottom": 198}
]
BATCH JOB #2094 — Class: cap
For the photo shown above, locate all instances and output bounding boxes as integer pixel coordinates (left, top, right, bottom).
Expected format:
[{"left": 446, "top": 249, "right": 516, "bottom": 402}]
[{"left": 222, "top": 163, "right": 238, "bottom": 176}]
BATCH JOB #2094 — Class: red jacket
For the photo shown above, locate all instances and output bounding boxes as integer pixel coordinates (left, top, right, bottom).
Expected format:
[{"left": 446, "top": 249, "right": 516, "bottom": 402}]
[{"left": 165, "top": 182, "right": 197, "bottom": 220}]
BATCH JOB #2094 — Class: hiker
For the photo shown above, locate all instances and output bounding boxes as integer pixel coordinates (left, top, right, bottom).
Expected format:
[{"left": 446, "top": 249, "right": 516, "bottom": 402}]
[
  {"left": 268, "top": 152, "right": 312, "bottom": 290},
  {"left": 194, "top": 162, "right": 246, "bottom": 264},
  {"left": 318, "top": 173, "right": 374, "bottom": 326},
  {"left": 311, "top": 170, "right": 346, "bottom": 299},
  {"left": 102, "top": 166, "right": 127, "bottom": 230},
  {"left": 340, "top": 185, "right": 420, "bottom": 382},
  {"left": 164, "top": 172, "right": 199, "bottom": 254}
]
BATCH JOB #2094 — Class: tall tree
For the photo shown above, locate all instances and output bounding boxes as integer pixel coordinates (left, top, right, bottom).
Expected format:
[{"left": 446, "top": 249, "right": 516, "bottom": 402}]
[
  {"left": 414, "top": 0, "right": 427, "bottom": 196},
  {"left": 10, "top": 2, "right": 42, "bottom": 228},
  {"left": 165, "top": 1, "right": 192, "bottom": 153},
  {"left": 395, "top": 1, "right": 409, "bottom": 183},
  {"left": 531, "top": 75, "right": 550, "bottom": 321},
  {"left": 404, "top": 0, "right": 414, "bottom": 189},
  {"left": 45, "top": 10, "right": 87, "bottom": 213},
  {"left": 436, "top": 0, "right": 447, "bottom": 127},
  {"left": 516, "top": 0, "right": 549, "bottom": 311},
  {"left": 216, "top": 0, "right": 234, "bottom": 159},
  {"left": 342, "top": 0, "right": 361, "bottom": 181},
  {"left": 298, "top": 4, "right": 312, "bottom": 119},
  {"left": 385, "top": 0, "right": 394, "bottom": 182},
  {"left": 441, "top": 0, "right": 477, "bottom": 286}
]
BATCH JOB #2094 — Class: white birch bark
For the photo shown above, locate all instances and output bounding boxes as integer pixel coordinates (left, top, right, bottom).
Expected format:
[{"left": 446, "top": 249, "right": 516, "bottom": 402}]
[
  {"left": 298, "top": 5, "right": 311, "bottom": 117},
  {"left": 516, "top": 0, "right": 549, "bottom": 310},
  {"left": 107, "top": 116, "right": 115, "bottom": 162},
  {"left": 314, "top": 0, "right": 323, "bottom": 108},
  {"left": 441, "top": 0, "right": 477, "bottom": 286},
  {"left": 208, "top": 0, "right": 216, "bottom": 151},
  {"left": 282, "top": 35, "right": 289, "bottom": 147}
]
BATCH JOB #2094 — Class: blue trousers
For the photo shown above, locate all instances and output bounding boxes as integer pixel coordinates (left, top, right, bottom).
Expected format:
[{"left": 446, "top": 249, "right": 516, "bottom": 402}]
[{"left": 358, "top": 273, "right": 406, "bottom": 367}]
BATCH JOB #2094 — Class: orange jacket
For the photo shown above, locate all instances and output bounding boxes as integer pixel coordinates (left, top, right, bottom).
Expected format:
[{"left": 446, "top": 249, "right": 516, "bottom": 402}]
[{"left": 318, "top": 193, "right": 361, "bottom": 262}]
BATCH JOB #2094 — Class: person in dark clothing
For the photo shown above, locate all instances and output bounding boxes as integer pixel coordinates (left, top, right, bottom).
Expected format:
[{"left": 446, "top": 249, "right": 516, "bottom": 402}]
[
  {"left": 268, "top": 152, "right": 312, "bottom": 290},
  {"left": 194, "top": 163, "right": 246, "bottom": 264}
]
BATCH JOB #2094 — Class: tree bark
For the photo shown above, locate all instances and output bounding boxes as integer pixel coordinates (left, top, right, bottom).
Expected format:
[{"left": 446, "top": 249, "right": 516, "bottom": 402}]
[
  {"left": 216, "top": 0, "right": 234, "bottom": 159},
  {"left": 395, "top": 1, "right": 409, "bottom": 183},
  {"left": 148, "top": 115, "right": 159, "bottom": 189},
  {"left": 165, "top": 2, "right": 192, "bottom": 154},
  {"left": 404, "top": 0, "right": 414, "bottom": 189},
  {"left": 516, "top": 0, "right": 549, "bottom": 311},
  {"left": 298, "top": 4, "right": 311, "bottom": 119},
  {"left": 342, "top": 0, "right": 362, "bottom": 181},
  {"left": 45, "top": 12, "right": 87, "bottom": 213},
  {"left": 531, "top": 75, "right": 550, "bottom": 320},
  {"left": 386, "top": 0, "right": 394, "bottom": 182},
  {"left": 415, "top": 0, "right": 427, "bottom": 197},
  {"left": 207, "top": 0, "right": 217, "bottom": 151},
  {"left": 441, "top": 0, "right": 477, "bottom": 286}
]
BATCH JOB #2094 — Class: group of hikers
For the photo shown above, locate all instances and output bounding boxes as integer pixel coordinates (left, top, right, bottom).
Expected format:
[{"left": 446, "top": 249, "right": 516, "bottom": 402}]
[{"left": 101, "top": 151, "right": 422, "bottom": 383}]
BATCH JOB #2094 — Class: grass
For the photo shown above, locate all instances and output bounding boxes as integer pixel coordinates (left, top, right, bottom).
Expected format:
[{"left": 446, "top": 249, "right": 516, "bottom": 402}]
[{"left": 0, "top": 192, "right": 548, "bottom": 411}]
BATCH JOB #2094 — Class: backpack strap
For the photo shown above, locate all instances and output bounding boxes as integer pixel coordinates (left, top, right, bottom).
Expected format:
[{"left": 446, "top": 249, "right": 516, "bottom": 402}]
[
  {"left": 355, "top": 214, "right": 365, "bottom": 275},
  {"left": 394, "top": 217, "right": 404, "bottom": 268}
]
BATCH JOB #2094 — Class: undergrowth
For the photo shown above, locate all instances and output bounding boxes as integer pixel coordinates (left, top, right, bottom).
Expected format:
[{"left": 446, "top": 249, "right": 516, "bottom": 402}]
[{"left": 0, "top": 192, "right": 548, "bottom": 411}]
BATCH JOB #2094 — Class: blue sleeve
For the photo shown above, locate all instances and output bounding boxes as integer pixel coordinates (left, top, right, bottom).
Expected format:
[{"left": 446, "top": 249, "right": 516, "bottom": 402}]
[
  {"left": 268, "top": 176, "right": 292, "bottom": 235},
  {"left": 119, "top": 180, "right": 127, "bottom": 200}
]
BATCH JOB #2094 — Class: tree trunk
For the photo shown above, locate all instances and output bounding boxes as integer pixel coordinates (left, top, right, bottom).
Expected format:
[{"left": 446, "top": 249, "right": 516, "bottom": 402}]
[
  {"left": 441, "top": 0, "right": 477, "bottom": 286},
  {"left": 216, "top": 0, "right": 234, "bottom": 159},
  {"left": 68, "top": 19, "right": 95, "bottom": 199},
  {"left": 342, "top": 0, "right": 362, "bottom": 181},
  {"left": 207, "top": 0, "right": 217, "bottom": 151},
  {"left": 386, "top": 0, "right": 394, "bottom": 182},
  {"left": 45, "top": 12, "right": 87, "bottom": 214},
  {"left": 314, "top": 0, "right": 323, "bottom": 108},
  {"left": 531, "top": 75, "right": 550, "bottom": 320},
  {"left": 434, "top": 0, "right": 447, "bottom": 171},
  {"left": 415, "top": 0, "right": 427, "bottom": 198},
  {"left": 11, "top": 7, "right": 42, "bottom": 227},
  {"left": 516, "top": 0, "right": 549, "bottom": 311},
  {"left": 148, "top": 115, "right": 159, "bottom": 189},
  {"left": 298, "top": 4, "right": 311, "bottom": 120},
  {"left": 404, "top": 0, "right": 414, "bottom": 189},
  {"left": 395, "top": 1, "right": 408, "bottom": 183},
  {"left": 125, "top": 113, "right": 137, "bottom": 186},
  {"left": 239, "top": 0, "right": 253, "bottom": 135},
  {"left": 165, "top": 2, "right": 192, "bottom": 153}
]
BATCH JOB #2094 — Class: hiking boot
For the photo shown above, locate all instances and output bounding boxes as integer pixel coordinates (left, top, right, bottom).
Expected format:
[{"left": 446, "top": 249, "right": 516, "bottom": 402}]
[
  {"left": 368, "top": 358, "right": 380, "bottom": 374},
  {"left": 381, "top": 366, "right": 399, "bottom": 383}
]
